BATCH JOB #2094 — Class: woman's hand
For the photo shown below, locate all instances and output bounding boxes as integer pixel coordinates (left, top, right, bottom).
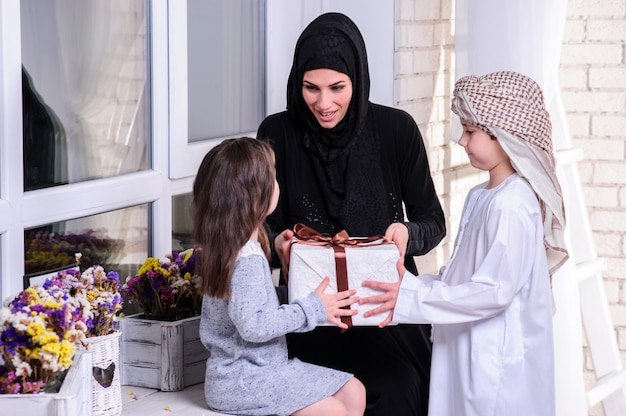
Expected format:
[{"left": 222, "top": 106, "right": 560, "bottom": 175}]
[
  {"left": 384, "top": 222, "right": 409, "bottom": 259},
  {"left": 359, "top": 258, "right": 406, "bottom": 328},
  {"left": 315, "top": 277, "right": 359, "bottom": 330},
  {"left": 275, "top": 229, "right": 294, "bottom": 279}
]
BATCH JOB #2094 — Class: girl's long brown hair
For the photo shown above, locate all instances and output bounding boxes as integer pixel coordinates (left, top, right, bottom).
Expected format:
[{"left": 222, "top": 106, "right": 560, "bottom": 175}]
[{"left": 192, "top": 137, "right": 274, "bottom": 298}]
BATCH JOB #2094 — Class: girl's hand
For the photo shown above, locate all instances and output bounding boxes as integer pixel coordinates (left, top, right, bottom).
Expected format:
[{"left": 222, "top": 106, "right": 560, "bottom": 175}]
[
  {"left": 384, "top": 223, "right": 409, "bottom": 259},
  {"left": 275, "top": 229, "right": 294, "bottom": 278},
  {"left": 359, "top": 258, "right": 406, "bottom": 328},
  {"left": 315, "top": 277, "right": 359, "bottom": 329}
]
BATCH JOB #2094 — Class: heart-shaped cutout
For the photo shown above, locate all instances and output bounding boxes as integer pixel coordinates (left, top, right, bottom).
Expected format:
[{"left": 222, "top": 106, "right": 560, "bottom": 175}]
[{"left": 93, "top": 362, "right": 116, "bottom": 388}]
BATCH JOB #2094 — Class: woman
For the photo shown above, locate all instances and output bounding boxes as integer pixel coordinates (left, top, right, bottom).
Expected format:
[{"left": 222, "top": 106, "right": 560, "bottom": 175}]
[{"left": 257, "top": 12, "right": 446, "bottom": 415}]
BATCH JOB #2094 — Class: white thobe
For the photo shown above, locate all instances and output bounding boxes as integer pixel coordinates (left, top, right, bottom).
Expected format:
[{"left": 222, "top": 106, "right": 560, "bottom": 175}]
[{"left": 395, "top": 173, "right": 555, "bottom": 416}]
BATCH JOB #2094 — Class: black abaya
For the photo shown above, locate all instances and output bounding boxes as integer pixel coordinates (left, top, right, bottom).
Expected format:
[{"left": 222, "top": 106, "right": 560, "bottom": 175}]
[{"left": 258, "top": 104, "right": 445, "bottom": 416}]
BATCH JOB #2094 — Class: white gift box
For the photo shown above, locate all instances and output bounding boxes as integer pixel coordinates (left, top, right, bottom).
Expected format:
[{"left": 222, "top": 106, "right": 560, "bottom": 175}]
[{"left": 287, "top": 239, "right": 400, "bottom": 326}]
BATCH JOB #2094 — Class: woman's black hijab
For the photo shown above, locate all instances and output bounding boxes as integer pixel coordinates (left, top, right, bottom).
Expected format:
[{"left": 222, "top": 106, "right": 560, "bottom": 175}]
[
  {"left": 287, "top": 12, "right": 370, "bottom": 152},
  {"left": 285, "top": 12, "right": 388, "bottom": 235}
]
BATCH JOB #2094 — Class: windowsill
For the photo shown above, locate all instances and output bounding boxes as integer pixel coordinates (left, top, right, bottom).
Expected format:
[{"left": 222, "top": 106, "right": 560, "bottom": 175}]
[{"left": 121, "top": 383, "right": 228, "bottom": 415}]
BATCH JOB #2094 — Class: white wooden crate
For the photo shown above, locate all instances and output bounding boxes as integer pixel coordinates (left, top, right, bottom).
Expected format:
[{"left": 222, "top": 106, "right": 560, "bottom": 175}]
[
  {"left": 0, "top": 350, "right": 92, "bottom": 416},
  {"left": 120, "top": 314, "right": 208, "bottom": 391}
]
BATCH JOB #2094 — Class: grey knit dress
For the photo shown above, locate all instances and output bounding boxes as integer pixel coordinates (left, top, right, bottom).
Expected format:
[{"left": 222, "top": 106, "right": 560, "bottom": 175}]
[{"left": 200, "top": 240, "right": 353, "bottom": 415}]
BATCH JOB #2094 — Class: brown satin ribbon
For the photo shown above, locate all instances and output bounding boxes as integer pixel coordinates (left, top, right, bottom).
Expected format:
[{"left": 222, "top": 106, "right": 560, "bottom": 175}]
[{"left": 290, "top": 223, "right": 387, "bottom": 330}]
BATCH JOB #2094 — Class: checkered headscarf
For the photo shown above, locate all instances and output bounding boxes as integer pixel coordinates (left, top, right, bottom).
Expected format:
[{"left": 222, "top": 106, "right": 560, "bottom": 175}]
[{"left": 452, "top": 71, "right": 569, "bottom": 277}]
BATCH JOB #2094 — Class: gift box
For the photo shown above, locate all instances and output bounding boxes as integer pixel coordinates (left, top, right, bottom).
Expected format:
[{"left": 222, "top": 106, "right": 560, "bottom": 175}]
[{"left": 287, "top": 224, "right": 400, "bottom": 327}]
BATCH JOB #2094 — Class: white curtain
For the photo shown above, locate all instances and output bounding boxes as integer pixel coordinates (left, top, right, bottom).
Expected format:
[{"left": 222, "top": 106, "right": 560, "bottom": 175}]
[{"left": 454, "top": 1, "right": 587, "bottom": 415}]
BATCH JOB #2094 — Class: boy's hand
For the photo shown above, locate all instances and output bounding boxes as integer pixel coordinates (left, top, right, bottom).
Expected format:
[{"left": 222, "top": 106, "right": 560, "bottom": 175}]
[{"left": 359, "top": 258, "right": 405, "bottom": 328}]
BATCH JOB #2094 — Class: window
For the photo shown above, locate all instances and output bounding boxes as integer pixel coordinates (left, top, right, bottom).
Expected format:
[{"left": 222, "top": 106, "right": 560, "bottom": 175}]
[
  {"left": 0, "top": 1, "right": 154, "bottom": 300},
  {"left": 172, "top": 194, "right": 193, "bottom": 250},
  {"left": 169, "top": 0, "right": 266, "bottom": 178},
  {"left": 0, "top": 0, "right": 273, "bottom": 302},
  {"left": 187, "top": 0, "right": 265, "bottom": 142},
  {"left": 20, "top": 0, "right": 149, "bottom": 191},
  {"left": 23, "top": 206, "right": 149, "bottom": 289}
]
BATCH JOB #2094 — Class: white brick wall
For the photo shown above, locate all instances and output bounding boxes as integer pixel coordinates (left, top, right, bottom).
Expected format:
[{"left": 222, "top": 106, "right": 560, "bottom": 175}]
[
  {"left": 561, "top": 5, "right": 626, "bottom": 407},
  {"left": 394, "top": 0, "right": 468, "bottom": 275},
  {"left": 398, "top": 1, "right": 626, "bottom": 414}
]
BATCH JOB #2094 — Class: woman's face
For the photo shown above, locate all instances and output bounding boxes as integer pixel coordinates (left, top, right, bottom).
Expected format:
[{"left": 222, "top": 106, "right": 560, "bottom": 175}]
[{"left": 302, "top": 68, "right": 353, "bottom": 129}]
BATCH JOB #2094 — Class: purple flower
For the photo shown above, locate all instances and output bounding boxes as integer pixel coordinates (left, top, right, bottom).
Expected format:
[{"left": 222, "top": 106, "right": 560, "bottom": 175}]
[
  {"left": 0, "top": 327, "right": 31, "bottom": 355},
  {"left": 0, "top": 368, "right": 21, "bottom": 394},
  {"left": 107, "top": 271, "right": 121, "bottom": 286},
  {"left": 123, "top": 248, "right": 202, "bottom": 320}
]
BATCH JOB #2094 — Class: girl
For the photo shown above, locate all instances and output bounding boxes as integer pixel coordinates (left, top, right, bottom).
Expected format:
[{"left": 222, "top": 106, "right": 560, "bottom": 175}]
[
  {"left": 360, "top": 71, "right": 569, "bottom": 416},
  {"left": 192, "top": 137, "right": 366, "bottom": 416}
]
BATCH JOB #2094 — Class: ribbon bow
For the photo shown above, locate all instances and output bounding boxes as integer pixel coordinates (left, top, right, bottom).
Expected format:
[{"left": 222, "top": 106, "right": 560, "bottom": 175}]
[{"left": 290, "top": 223, "right": 387, "bottom": 330}]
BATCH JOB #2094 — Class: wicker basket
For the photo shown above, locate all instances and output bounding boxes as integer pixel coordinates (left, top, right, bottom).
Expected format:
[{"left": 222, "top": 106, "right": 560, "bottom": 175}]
[{"left": 84, "top": 331, "right": 122, "bottom": 416}]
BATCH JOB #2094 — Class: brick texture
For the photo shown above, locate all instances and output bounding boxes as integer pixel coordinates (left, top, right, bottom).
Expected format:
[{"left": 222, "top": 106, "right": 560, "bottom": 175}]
[{"left": 556, "top": 0, "right": 626, "bottom": 412}]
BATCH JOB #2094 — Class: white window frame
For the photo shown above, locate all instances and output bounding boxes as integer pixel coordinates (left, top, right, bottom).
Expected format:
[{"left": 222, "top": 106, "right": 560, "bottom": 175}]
[
  {"left": 168, "top": 0, "right": 215, "bottom": 180},
  {"left": 0, "top": 0, "right": 23, "bottom": 299},
  {"left": 168, "top": 1, "right": 266, "bottom": 180},
  {"left": 0, "top": 1, "right": 177, "bottom": 300}
]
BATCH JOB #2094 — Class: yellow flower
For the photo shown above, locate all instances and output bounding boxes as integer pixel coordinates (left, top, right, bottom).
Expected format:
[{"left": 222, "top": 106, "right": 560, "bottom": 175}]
[
  {"left": 58, "top": 341, "right": 75, "bottom": 367},
  {"left": 38, "top": 332, "right": 60, "bottom": 346},
  {"left": 41, "top": 341, "right": 60, "bottom": 357},
  {"left": 136, "top": 257, "right": 157, "bottom": 275},
  {"left": 31, "top": 347, "right": 40, "bottom": 360},
  {"left": 137, "top": 258, "right": 171, "bottom": 277},
  {"left": 27, "top": 322, "right": 45, "bottom": 337},
  {"left": 43, "top": 300, "right": 63, "bottom": 309},
  {"left": 24, "top": 287, "right": 41, "bottom": 305}
]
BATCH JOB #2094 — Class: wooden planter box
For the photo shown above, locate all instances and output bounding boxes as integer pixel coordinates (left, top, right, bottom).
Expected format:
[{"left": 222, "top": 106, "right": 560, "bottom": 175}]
[
  {"left": 0, "top": 350, "right": 92, "bottom": 416},
  {"left": 120, "top": 314, "right": 208, "bottom": 391}
]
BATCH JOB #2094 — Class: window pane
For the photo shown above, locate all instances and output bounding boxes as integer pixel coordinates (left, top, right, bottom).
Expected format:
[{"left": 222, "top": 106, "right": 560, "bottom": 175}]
[
  {"left": 187, "top": 0, "right": 265, "bottom": 142},
  {"left": 172, "top": 194, "right": 194, "bottom": 250},
  {"left": 21, "top": 0, "right": 149, "bottom": 190},
  {"left": 24, "top": 205, "right": 149, "bottom": 281}
]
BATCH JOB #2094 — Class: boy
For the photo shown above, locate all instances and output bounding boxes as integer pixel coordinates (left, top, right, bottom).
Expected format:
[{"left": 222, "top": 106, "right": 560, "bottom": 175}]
[{"left": 360, "top": 71, "right": 568, "bottom": 416}]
